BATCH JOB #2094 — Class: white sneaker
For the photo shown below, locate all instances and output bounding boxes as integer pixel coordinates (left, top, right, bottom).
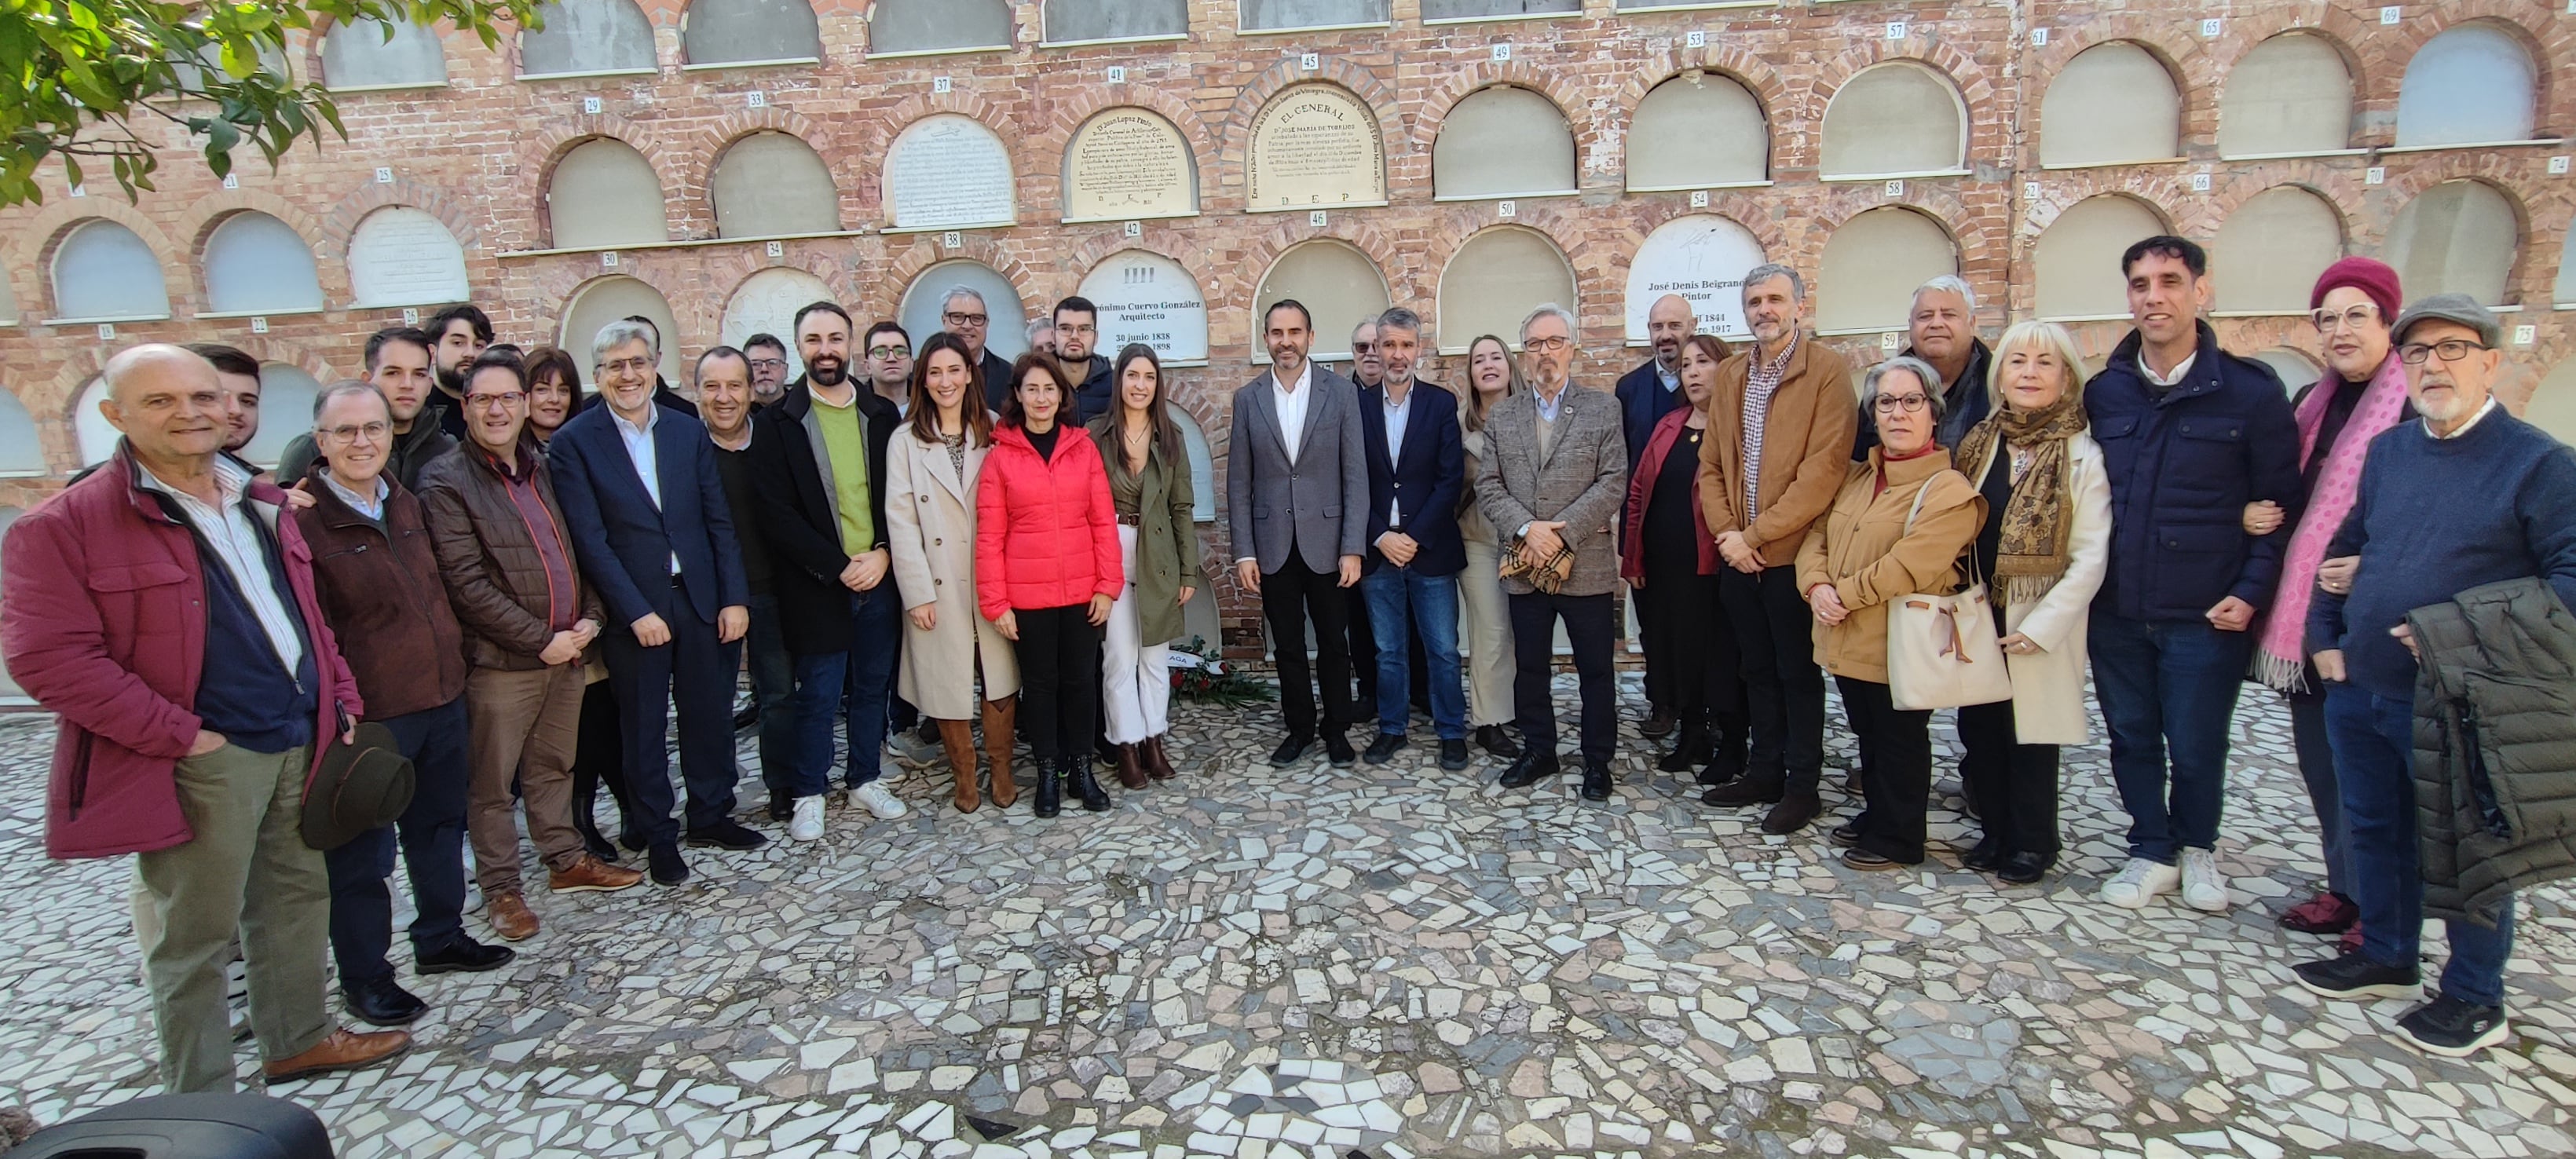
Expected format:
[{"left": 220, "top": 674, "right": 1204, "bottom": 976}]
[
  {"left": 2101, "top": 857, "right": 2182, "bottom": 909},
  {"left": 2179, "top": 847, "right": 2229, "bottom": 912},
  {"left": 789, "top": 795, "right": 824, "bottom": 841},
  {"left": 852, "top": 781, "right": 909, "bottom": 820}
]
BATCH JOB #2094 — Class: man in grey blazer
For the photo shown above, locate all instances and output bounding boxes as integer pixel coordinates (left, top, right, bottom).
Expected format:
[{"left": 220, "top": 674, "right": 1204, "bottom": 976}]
[
  {"left": 1229, "top": 299, "right": 1370, "bottom": 768},
  {"left": 1476, "top": 304, "right": 1630, "bottom": 802}
]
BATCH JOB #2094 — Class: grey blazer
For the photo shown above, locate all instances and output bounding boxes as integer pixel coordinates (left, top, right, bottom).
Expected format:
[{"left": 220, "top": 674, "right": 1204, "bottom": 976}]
[
  {"left": 1474, "top": 383, "right": 1630, "bottom": 597},
  {"left": 1226, "top": 362, "right": 1368, "bottom": 575}
]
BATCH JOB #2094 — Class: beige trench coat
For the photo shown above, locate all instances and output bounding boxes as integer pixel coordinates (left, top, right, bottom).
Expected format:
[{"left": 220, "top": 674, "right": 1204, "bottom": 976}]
[
  {"left": 1960, "top": 432, "right": 2113, "bottom": 746},
  {"left": 887, "top": 426, "right": 1020, "bottom": 718}
]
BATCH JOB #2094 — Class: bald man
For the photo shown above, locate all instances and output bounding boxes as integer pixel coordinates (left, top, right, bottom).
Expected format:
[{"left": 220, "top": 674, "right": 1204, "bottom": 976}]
[
  {"left": 1616, "top": 294, "right": 1700, "bottom": 740},
  {"left": 3, "top": 346, "right": 408, "bottom": 1092}
]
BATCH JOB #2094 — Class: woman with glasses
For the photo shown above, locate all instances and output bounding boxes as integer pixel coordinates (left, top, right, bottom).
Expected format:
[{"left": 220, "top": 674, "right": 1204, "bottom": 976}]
[
  {"left": 1456, "top": 335, "right": 1524, "bottom": 760},
  {"left": 1949, "top": 322, "right": 2113, "bottom": 886},
  {"left": 1089, "top": 344, "right": 1209, "bottom": 788},
  {"left": 1797, "top": 357, "right": 1985, "bottom": 872},
  {"left": 1619, "top": 334, "right": 1749, "bottom": 787}
]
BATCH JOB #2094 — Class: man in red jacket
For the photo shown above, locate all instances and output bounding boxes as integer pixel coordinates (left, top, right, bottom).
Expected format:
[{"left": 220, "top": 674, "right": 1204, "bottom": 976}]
[{"left": 2, "top": 346, "right": 407, "bottom": 1093}]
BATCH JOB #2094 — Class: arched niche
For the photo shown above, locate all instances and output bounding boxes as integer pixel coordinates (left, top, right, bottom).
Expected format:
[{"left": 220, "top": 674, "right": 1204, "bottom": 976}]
[
  {"left": 1172, "top": 405, "right": 1216, "bottom": 522},
  {"left": 170, "top": 41, "right": 289, "bottom": 93},
  {"left": 884, "top": 115, "right": 1016, "bottom": 232},
  {"left": 2034, "top": 195, "right": 2166, "bottom": 320},
  {"left": 2526, "top": 359, "right": 2576, "bottom": 443},
  {"left": 869, "top": 0, "right": 1012, "bottom": 55},
  {"left": 710, "top": 131, "right": 841, "bottom": 238},
  {"left": 2556, "top": 227, "right": 2576, "bottom": 306},
  {"left": 1245, "top": 83, "right": 1386, "bottom": 211},
  {"left": 50, "top": 220, "right": 170, "bottom": 322},
  {"left": 1063, "top": 108, "right": 1198, "bottom": 222},
  {"left": 2219, "top": 33, "right": 2354, "bottom": 158},
  {"left": 2395, "top": 24, "right": 2539, "bottom": 148},
  {"left": 1433, "top": 86, "right": 1578, "bottom": 202},
  {"left": 520, "top": 0, "right": 657, "bottom": 78},
  {"left": 682, "top": 0, "right": 823, "bottom": 66},
  {"left": 2040, "top": 42, "right": 2182, "bottom": 168},
  {"left": 347, "top": 207, "right": 470, "bottom": 308},
  {"left": 2254, "top": 349, "right": 2323, "bottom": 400},
  {"left": 900, "top": 261, "right": 1028, "bottom": 363},
  {"left": 560, "top": 276, "right": 683, "bottom": 382},
  {"left": 75, "top": 377, "right": 118, "bottom": 466},
  {"left": 242, "top": 364, "right": 322, "bottom": 469},
  {"left": 1424, "top": 0, "right": 1576, "bottom": 18},
  {"left": 1626, "top": 214, "right": 1765, "bottom": 342},
  {"left": 548, "top": 137, "right": 668, "bottom": 249},
  {"left": 1240, "top": 0, "right": 1388, "bottom": 31},
  {"left": 1253, "top": 240, "right": 1389, "bottom": 363},
  {"left": 721, "top": 267, "right": 836, "bottom": 379},
  {"left": 1077, "top": 251, "right": 1209, "bottom": 364},
  {"left": 2384, "top": 181, "right": 2518, "bottom": 306},
  {"left": 1626, "top": 71, "right": 1766, "bottom": 191},
  {"left": 202, "top": 211, "right": 324, "bottom": 315},
  {"left": 1820, "top": 60, "right": 1967, "bottom": 180},
  {"left": 1042, "top": 0, "right": 1186, "bottom": 43},
  {"left": 1436, "top": 227, "right": 1577, "bottom": 355},
  {"left": 1817, "top": 208, "right": 1959, "bottom": 335},
  {"left": 2212, "top": 187, "right": 2343, "bottom": 315},
  {"left": 320, "top": 17, "right": 448, "bottom": 89},
  {"left": 0, "top": 389, "right": 42, "bottom": 476}
]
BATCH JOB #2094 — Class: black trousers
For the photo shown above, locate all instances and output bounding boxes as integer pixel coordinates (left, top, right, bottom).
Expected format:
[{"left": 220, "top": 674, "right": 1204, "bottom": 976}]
[
  {"left": 325, "top": 696, "right": 470, "bottom": 985},
  {"left": 1637, "top": 567, "right": 1749, "bottom": 733},
  {"left": 1509, "top": 590, "right": 1617, "bottom": 763},
  {"left": 1838, "top": 675, "right": 1931, "bottom": 864},
  {"left": 1956, "top": 697, "right": 2062, "bottom": 861},
  {"left": 602, "top": 583, "right": 743, "bottom": 847},
  {"left": 1264, "top": 550, "right": 1356, "bottom": 735},
  {"left": 571, "top": 676, "right": 632, "bottom": 839},
  {"left": 1722, "top": 565, "right": 1828, "bottom": 789},
  {"left": 1015, "top": 603, "right": 1100, "bottom": 762}
]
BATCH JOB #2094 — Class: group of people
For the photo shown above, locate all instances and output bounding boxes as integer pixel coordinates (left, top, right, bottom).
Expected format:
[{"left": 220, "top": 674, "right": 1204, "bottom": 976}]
[{"left": 7, "top": 234, "right": 2568, "bottom": 1101}]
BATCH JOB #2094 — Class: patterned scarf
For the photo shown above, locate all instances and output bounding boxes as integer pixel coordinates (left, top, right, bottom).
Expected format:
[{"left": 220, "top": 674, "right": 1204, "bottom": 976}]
[
  {"left": 1952, "top": 396, "right": 2088, "bottom": 607},
  {"left": 2256, "top": 351, "right": 2412, "bottom": 693}
]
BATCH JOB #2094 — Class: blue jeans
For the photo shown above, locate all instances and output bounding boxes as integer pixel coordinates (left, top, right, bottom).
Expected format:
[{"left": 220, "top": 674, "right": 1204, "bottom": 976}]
[
  {"left": 324, "top": 696, "right": 470, "bottom": 985},
  {"left": 2326, "top": 684, "right": 2516, "bottom": 1007},
  {"left": 2087, "top": 611, "right": 2251, "bottom": 864},
  {"left": 785, "top": 586, "right": 902, "bottom": 796},
  {"left": 1360, "top": 564, "right": 1467, "bottom": 740},
  {"left": 744, "top": 594, "right": 800, "bottom": 801}
]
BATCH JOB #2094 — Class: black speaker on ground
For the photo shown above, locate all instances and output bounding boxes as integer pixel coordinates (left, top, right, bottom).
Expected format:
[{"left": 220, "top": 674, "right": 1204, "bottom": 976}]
[{"left": 11, "top": 1093, "right": 332, "bottom": 1158}]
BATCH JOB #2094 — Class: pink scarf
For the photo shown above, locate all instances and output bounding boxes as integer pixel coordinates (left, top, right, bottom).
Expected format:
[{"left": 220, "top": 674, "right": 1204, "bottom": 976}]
[{"left": 2257, "top": 352, "right": 2410, "bottom": 692}]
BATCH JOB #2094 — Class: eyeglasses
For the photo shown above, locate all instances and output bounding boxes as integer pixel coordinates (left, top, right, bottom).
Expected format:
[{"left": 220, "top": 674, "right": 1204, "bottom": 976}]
[
  {"left": 1522, "top": 336, "right": 1570, "bottom": 353},
  {"left": 1873, "top": 393, "right": 1932, "bottom": 414},
  {"left": 867, "top": 346, "right": 909, "bottom": 360},
  {"left": 2311, "top": 305, "right": 2382, "bottom": 333},
  {"left": 1058, "top": 324, "right": 1096, "bottom": 336},
  {"left": 2397, "top": 339, "right": 2490, "bottom": 365},
  {"left": 748, "top": 358, "right": 788, "bottom": 372},
  {"left": 319, "top": 420, "right": 392, "bottom": 445},
  {"left": 1350, "top": 341, "right": 1374, "bottom": 353},
  {"left": 468, "top": 391, "right": 526, "bottom": 411},
  {"left": 598, "top": 357, "right": 655, "bottom": 377},
  {"left": 943, "top": 312, "right": 988, "bottom": 327}
]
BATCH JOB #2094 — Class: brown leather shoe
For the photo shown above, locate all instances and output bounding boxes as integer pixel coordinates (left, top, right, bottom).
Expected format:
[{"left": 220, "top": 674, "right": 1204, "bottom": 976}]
[
  {"left": 1113, "top": 743, "right": 1148, "bottom": 790},
  {"left": 1140, "top": 734, "right": 1177, "bottom": 781},
  {"left": 484, "top": 890, "right": 540, "bottom": 941},
  {"left": 938, "top": 718, "right": 979, "bottom": 813},
  {"left": 263, "top": 1027, "right": 409, "bottom": 1083},
  {"left": 982, "top": 696, "right": 1018, "bottom": 810},
  {"left": 548, "top": 855, "right": 645, "bottom": 895}
]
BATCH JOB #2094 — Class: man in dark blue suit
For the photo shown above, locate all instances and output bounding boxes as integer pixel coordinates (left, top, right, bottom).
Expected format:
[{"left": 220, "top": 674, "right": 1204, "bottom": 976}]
[
  {"left": 1355, "top": 308, "right": 1470, "bottom": 771},
  {"left": 1615, "top": 294, "right": 1698, "bottom": 741},
  {"left": 548, "top": 320, "right": 758, "bottom": 887}
]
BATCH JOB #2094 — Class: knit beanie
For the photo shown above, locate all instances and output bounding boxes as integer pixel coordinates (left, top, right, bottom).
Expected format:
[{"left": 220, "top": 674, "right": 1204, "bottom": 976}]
[{"left": 2310, "top": 257, "right": 2402, "bottom": 321}]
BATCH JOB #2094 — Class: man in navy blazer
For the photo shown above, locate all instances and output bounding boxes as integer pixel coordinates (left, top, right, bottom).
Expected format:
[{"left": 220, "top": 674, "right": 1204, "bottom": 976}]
[
  {"left": 548, "top": 320, "right": 756, "bottom": 887},
  {"left": 1615, "top": 294, "right": 1697, "bottom": 742},
  {"left": 1355, "top": 309, "right": 1471, "bottom": 771}
]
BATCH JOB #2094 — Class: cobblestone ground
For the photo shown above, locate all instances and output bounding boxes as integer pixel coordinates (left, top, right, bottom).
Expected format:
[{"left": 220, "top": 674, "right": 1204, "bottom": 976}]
[{"left": 2, "top": 675, "right": 2571, "bottom": 1159}]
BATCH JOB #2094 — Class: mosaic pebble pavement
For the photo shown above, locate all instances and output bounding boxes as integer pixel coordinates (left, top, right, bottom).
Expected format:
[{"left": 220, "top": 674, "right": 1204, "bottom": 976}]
[{"left": 2, "top": 673, "right": 2571, "bottom": 1159}]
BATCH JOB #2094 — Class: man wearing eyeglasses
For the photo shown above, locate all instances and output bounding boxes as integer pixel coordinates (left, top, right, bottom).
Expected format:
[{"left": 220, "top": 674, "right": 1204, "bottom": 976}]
[
  {"left": 941, "top": 287, "right": 1015, "bottom": 413},
  {"left": 1053, "top": 296, "right": 1116, "bottom": 425},
  {"left": 2294, "top": 294, "right": 2576, "bottom": 1059},
  {"left": 2082, "top": 236, "right": 2300, "bottom": 916},
  {"left": 744, "top": 334, "right": 792, "bottom": 407},
  {"left": 865, "top": 321, "right": 916, "bottom": 415},
  {"left": 277, "top": 327, "right": 457, "bottom": 490}
]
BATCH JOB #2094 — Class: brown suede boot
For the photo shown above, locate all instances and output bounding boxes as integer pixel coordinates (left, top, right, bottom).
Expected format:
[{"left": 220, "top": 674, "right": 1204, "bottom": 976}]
[
  {"left": 1114, "top": 743, "right": 1148, "bottom": 790},
  {"left": 982, "top": 697, "right": 1019, "bottom": 809},
  {"left": 1140, "top": 734, "right": 1177, "bottom": 781},
  {"left": 938, "top": 718, "right": 979, "bottom": 813}
]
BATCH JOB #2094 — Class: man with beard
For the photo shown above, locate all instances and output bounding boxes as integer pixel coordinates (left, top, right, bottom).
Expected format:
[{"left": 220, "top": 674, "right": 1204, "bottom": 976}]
[
  {"left": 188, "top": 343, "right": 266, "bottom": 459},
  {"left": 279, "top": 327, "right": 457, "bottom": 490},
  {"left": 745, "top": 334, "right": 792, "bottom": 407},
  {"left": 426, "top": 305, "right": 492, "bottom": 440},
  {"left": 1615, "top": 294, "right": 1698, "bottom": 740},
  {"left": 942, "top": 287, "right": 1015, "bottom": 413},
  {"left": 1854, "top": 276, "right": 1992, "bottom": 458},
  {"left": 1053, "top": 297, "right": 1114, "bottom": 425}
]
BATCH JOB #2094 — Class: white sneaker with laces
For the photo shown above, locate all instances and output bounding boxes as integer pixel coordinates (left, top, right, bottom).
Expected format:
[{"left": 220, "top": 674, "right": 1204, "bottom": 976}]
[
  {"left": 2101, "top": 857, "right": 2182, "bottom": 909},
  {"left": 789, "top": 795, "right": 824, "bottom": 842},
  {"left": 2180, "top": 847, "right": 2229, "bottom": 912},
  {"left": 852, "top": 781, "right": 909, "bottom": 820}
]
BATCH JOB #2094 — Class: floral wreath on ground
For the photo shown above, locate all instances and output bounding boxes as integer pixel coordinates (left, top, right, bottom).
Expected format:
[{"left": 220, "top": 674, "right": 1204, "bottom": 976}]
[{"left": 1167, "top": 636, "right": 1275, "bottom": 707}]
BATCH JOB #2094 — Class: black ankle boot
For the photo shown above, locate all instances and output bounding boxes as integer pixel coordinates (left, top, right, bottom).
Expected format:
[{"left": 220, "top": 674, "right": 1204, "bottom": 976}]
[
  {"left": 1067, "top": 757, "right": 1111, "bottom": 813},
  {"left": 1657, "top": 721, "right": 1710, "bottom": 773},
  {"left": 1034, "top": 758, "right": 1063, "bottom": 818}
]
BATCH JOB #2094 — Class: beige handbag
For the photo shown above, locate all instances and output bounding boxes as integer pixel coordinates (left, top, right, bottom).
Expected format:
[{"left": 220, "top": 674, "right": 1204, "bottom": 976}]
[{"left": 1886, "top": 481, "right": 2013, "bottom": 711}]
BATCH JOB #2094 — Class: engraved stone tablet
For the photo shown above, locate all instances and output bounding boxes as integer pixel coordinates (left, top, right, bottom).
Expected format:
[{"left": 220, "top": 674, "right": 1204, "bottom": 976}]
[
  {"left": 887, "top": 115, "right": 1017, "bottom": 231},
  {"left": 723, "top": 267, "right": 836, "bottom": 378},
  {"left": 1246, "top": 83, "right": 1386, "bottom": 211},
  {"left": 1064, "top": 109, "right": 1198, "bottom": 221},
  {"left": 1078, "top": 251, "right": 1209, "bottom": 363},
  {"left": 1626, "top": 214, "right": 1765, "bottom": 343},
  {"left": 348, "top": 207, "right": 470, "bottom": 307}
]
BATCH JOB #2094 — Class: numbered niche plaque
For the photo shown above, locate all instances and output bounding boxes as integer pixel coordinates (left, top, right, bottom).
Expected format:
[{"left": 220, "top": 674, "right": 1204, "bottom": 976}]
[
  {"left": 1245, "top": 83, "right": 1387, "bottom": 211},
  {"left": 1077, "top": 251, "right": 1209, "bottom": 364},
  {"left": 348, "top": 207, "right": 470, "bottom": 308},
  {"left": 885, "top": 115, "right": 1017, "bottom": 232},
  {"left": 1625, "top": 215, "right": 1765, "bottom": 342},
  {"left": 1063, "top": 108, "right": 1199, "bottom": 222}
]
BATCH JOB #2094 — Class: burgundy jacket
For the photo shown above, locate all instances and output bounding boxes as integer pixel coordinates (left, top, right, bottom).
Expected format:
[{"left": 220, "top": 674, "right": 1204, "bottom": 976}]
[
  {"left": 291, "top": 466, "right": 469, "bottom": 718},
  {"left": 1619, "top": 407, "right": 1720, "bottom": 583},
  {"left": 2, "top": 445, "right": 364, "bottom": 860}
]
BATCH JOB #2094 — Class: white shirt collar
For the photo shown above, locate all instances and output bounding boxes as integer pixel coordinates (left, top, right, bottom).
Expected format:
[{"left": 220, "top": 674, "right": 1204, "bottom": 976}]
[
  {"left": 610, "top": 402, "right": 659, "bottom": 438},
  {"left": 323, "top": 472, "right": 389, "bottom": 518},
  {"left": 2139, "top": 349, "right": 2198, "bottom": 389},
  {"left": 2428, "top": 397, "right": 2500, "bottom": 441}
]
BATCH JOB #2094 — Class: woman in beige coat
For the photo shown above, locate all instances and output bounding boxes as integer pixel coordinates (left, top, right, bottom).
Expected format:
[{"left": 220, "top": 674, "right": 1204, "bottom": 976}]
[
  {"left": 1949, "top": 320, "right": 2112, "bottom": 886},
  {"left": 1455, "top": 335, "right": 1524, "bottom": 760},
  {"left": 887, "top": 332, "right": 1022, "bottom": 813}
]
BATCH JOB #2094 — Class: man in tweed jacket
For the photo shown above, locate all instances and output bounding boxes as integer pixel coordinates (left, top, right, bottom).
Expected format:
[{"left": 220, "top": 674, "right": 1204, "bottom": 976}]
[{"left": 1474, "top": 304, "right": 1630, "bottom": 801}]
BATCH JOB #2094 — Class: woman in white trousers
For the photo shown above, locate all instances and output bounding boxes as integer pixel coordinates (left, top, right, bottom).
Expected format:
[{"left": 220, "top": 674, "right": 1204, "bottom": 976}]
[
  {"left": 1088, "top": 345, "right": 1209, "bottom": 789},
  {"left": 1455, "top": 335, "right": 1524, "bottom": 760}
]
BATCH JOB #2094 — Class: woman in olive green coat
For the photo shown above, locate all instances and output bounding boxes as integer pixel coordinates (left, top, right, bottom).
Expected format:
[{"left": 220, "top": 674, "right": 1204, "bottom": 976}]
[{"left": 1089, "top": 344, "right": 1212, "bottom": 788}]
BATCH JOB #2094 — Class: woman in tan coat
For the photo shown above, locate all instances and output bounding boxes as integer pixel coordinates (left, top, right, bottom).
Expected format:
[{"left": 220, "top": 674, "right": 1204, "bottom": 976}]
[
  {"left": 887, "top": 332, "right": 1022, "bottom": 813},
  {"left": 1089, "top": 345, "right": 1211, "bottom": 788},
  {"left": 1795, "top": 356, "right": 1985, "bottom": 872},
  {"left": 1454, "top": 335, "right": 1524, "bottom": 760}
]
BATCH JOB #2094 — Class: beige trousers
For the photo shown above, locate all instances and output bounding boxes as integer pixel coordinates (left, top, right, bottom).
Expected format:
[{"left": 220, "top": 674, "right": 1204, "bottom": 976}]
[
  {"left": 464, "top": 663, "right": 587, "bottom": 895},
  {"left": 1458, "top": 536, "right": 1517, "bottom": 729}
]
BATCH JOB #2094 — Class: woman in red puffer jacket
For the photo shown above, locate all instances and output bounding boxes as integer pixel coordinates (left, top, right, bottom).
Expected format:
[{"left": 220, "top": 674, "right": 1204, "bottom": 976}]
[{"left": 976, "top": 353, "right": 1122, "bottom": 819}]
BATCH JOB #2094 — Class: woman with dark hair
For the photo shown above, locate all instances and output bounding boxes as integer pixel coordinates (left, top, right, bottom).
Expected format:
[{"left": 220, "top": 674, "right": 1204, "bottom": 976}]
[
  {"left": 1089, "top": 344, "right": 1210, "bottom": 788},
  {"left": 1455, "top": 334, "right": 1524, "bottom": 759},
  {"left": 976, "top": 355, "right": 1122, "bottom": 817},
  {"left": 887, "top": 331, "right": 1020, "bottom": 813},
  {"left": 523, "top": 346, "right": 587, "bottom": 445},
  {"left": 1621, "top": 334, "right": 1750, "bottom": 786}
]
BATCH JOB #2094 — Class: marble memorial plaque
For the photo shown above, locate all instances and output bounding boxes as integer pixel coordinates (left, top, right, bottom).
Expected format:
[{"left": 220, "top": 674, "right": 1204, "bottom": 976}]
[
  {"left": 348, "top": 207, "right": 469, "bottom": 307},
  {"left": 1246, "top": 83, "right": 1385, "bottom": 210},
  {"left": 1626, "top": 214, "right": 1765, "bottom": 342},
  {"left": 887, "top": 115, "right": 1017, "bottom": 231},
  {"left": 1078, "top": 251, "right": 1209, "bottom": 363},
  {"left": 1064, "top": 109, "right": 1198, "bottom": 221}
]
